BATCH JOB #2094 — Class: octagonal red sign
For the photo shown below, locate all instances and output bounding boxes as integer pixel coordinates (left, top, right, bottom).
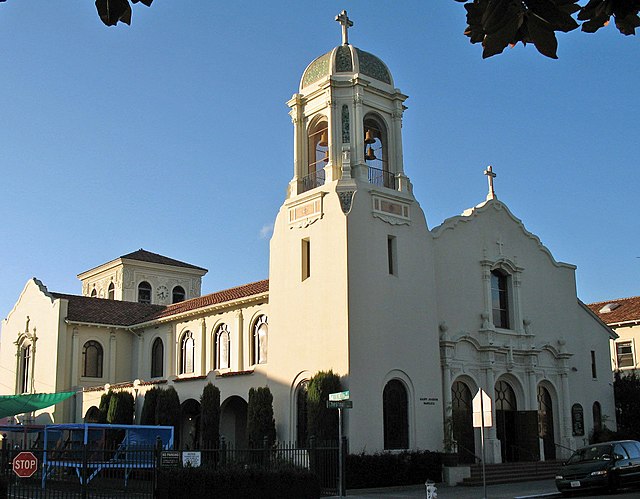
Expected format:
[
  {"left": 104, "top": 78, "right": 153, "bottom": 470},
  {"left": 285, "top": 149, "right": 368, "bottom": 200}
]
[{"left": 13, "top": 451, "right": 38, "bottom": 478}]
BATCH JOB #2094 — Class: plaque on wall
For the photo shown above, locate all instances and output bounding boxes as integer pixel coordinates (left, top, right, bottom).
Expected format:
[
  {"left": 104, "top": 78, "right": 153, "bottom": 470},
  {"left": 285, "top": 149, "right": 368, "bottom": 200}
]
[{"left": 572, "top": 403, "right": 584, "bottom": 436}]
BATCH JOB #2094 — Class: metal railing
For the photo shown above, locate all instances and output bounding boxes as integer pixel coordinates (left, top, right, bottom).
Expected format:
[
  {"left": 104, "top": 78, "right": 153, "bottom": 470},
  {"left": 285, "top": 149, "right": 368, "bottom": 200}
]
[
  {"left": 368, "top": 166, "right": 396, "bottom": 189},
  {"left": 299, "top": 170, "right": 325, "bottom": 193}
]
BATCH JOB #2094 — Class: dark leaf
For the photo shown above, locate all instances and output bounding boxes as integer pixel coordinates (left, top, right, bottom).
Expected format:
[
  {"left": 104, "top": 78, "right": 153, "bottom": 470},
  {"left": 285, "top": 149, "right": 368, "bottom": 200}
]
[
  {"left": 525, "top": 0, "right": 579, "bottom": 32},
  {"left": 95, "top": 0, "right": 132, "bottom": 26},
  {"left": 526, "top": 11, "right": 560, "bottom": 58},
  {"left": 615, "top": 12, "right": 640, "bottom": 35},
  {"left": 483, "top": 11, "right": 523, "bottom": 57},
  {"left": 132, "top": 0, "right": 153, "bottom": 6}
]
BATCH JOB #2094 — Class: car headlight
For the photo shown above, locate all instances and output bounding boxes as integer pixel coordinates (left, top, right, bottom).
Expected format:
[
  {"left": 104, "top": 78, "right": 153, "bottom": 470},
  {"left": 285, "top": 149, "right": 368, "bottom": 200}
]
[
  {"left": 590, "top": 470, "right": 608, "bottom": 476},
  {"left": 555, "top": 475, "right": 563, "bottom": 480}
]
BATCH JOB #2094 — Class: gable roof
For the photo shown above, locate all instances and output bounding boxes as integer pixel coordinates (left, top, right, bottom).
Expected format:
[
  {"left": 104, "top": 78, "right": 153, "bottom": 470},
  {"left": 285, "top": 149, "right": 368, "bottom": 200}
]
[
  {"left": 52, "top": 279, "right": 269, "bottom": 327},
  {"left": 588, "top": 296, "right": 640, "bottom": 326},
  {"left": 120, "top": 249, "right": 207, "bottom": 272}
]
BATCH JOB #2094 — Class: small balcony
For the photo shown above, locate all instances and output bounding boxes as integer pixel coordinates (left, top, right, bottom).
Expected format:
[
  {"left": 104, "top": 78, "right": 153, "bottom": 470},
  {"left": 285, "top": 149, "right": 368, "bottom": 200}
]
[
  {"left": 368, "top": 166, "right": 396, "bottom": 190},
  {"left": 299, "top": 169, "right": 325, "bottom": 194}
]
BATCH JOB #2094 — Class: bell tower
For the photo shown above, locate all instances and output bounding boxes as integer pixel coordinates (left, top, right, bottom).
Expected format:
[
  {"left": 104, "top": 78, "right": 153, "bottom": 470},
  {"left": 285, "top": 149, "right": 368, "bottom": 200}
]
[{"left": 268, "top": 12, "right": 442, "bottom": 453}]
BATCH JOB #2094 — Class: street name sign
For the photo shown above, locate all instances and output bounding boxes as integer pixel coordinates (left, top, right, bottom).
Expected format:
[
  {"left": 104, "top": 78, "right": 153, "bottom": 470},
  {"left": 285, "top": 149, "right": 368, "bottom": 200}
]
[
  {"left": 329, "top": 390, "right": 350, "bottom": 401},
  {"left": 327, "top": 400, "right": 353, "bottom": 409}
]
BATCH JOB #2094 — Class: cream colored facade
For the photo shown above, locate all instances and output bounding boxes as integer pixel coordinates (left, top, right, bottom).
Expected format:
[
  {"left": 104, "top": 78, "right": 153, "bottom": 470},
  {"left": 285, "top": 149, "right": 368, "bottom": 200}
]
[{"left": 0, "top": 17, "right": 616, "bottom": 464}]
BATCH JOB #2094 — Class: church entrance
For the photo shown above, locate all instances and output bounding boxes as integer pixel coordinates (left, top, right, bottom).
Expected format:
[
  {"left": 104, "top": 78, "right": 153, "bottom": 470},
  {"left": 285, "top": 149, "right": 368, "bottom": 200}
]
[
  {"left": 220, "top": 395, "right": 248, "bottom": 448},
  {"left": 495, "top": 380, "right": 540, "bottom": 462},
  {"left": 180, "top": 398, "right": 201, "bottom": 450},
  {"left": 451, "top": 381, "right": 475, "bottom": 464},
  {"left": 538, "top": 385, "right": 556, "bottom": 460}
]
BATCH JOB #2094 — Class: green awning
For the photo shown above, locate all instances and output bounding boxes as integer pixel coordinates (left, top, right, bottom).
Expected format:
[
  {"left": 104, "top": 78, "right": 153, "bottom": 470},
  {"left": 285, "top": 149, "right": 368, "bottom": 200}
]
[{"left": 0, "top": 392, "right": 75, "bottom": 419}]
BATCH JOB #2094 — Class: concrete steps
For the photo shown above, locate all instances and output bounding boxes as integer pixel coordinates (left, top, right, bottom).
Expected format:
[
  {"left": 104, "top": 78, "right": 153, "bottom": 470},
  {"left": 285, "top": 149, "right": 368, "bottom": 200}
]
[{"left": 460, "top": 460, "right": 563, "bottom": 486}]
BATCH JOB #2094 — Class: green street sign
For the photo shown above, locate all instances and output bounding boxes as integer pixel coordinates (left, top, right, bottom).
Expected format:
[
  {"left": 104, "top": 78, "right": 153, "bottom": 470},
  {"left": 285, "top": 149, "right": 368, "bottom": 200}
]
[
  {"left": 329, "top": 390, "right": 350, "bottom": 401},
  {"left": 327, "top": 400, "right": 353, "bottom": 409}
]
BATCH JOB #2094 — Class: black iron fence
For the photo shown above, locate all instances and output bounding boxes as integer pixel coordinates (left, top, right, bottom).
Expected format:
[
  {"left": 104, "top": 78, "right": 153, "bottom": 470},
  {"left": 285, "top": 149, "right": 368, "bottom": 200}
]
[{"left": 1, "top": 439, "right": 340, "bottom": 498}]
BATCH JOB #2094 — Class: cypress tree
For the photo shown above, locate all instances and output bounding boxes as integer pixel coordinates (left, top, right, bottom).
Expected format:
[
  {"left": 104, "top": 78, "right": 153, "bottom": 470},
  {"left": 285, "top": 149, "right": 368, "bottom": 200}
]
[
  {"left": 98, "top": 390, "right": 113, "bottom": 424},
  {"left": 307, "top": 370, "right": 342, "bottom": 442},
  {"left": 107, "top": 391, "right": 134, "bottom": 425},
  {"left": 140, "top": 387, "right": 160, "bottom": 425},
  {"left": 246, "top": 386, "right": 276, "bottom": 447},
  {"left": 155, "top": 387, "right": 181, "bottom": 444},
  {"left": 200, "top": 383, "right": 220, "bottom": 448}
]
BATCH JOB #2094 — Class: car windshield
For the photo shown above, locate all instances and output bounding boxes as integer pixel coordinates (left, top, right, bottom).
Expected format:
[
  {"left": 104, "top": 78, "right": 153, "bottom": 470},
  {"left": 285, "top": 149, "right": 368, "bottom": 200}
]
[{"left": 567, "top": 445, "right": 613, "bottom": 463}]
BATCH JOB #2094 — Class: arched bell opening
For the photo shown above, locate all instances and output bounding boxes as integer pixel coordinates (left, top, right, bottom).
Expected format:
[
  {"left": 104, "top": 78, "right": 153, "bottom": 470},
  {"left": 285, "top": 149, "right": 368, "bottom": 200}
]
[
  {"left": 301, "top": 119, "right": 328, "bottom": 193},
  {"left": 363, "top": 115, "right": 393, "bottom": 189}
]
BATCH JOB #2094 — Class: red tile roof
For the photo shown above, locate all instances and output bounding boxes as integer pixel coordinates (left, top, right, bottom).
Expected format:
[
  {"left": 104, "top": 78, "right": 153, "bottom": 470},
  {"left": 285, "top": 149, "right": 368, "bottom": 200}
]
[
  {"left": 587, "top": 296, "right": 640, "bottom": 325},
  {"left": 52, "top": 279, "right": 269, "bottom": 327},
  {"left": 52, "top": 293, "right": 164, "bottom": 326},
  {"left": 120, "top": 249, "right": 207, "bottom": 272},
  {"left": 146, "top": 280, "right": 269, "bottom": 321}
]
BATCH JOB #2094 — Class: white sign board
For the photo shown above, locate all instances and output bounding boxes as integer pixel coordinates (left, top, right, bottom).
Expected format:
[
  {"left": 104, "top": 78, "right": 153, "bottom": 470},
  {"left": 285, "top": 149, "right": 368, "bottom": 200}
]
[
  {"left": 182, "top": 451, "right": 201, "bottom": 467},
  {"left": 472, "top": 389, "right": 493, "bottom": 428}
]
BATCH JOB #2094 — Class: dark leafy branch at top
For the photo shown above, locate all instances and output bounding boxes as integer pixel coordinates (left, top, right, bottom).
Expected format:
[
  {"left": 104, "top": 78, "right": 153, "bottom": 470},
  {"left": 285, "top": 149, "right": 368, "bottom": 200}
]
[
  {"left": 455, "top": 0, "right": 640, "bottom": 58},
  {"left": 95, "top": 0, "right": 153, "bottom": 26}
]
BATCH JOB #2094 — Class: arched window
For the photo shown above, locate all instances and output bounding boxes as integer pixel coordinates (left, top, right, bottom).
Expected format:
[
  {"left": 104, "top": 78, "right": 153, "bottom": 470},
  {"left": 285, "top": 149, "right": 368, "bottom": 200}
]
[
  {"left": 383, "top": 379, "right": 409, "bottom": 449},
  {"left": 364, "top": 115, "right": 392, "bottom": 188},
  {"left": 537, "top": 385, "right": 556, "bottom": 459},
  {"left": 151, "top": 337, "right": 164, "bottom": 378},
  {"left": 593, "top": 401, "right": 602, "bottom": 431},
  {"left": 491, "top": 269, "right": 510, "bottom": 329},
  {"left": 180, "top": 331, "right": 195, "bottom": 375},
  {"left": 451, "top": 381, "right": 475, "bottom": 462},
  {"left": 172, "top": 286, "right": 186, "bottom": 304},
  {"left": 302, "top": 119, "right": 327, "bottom": 193},
  {"left": 108, "top": 282, "right": 115, "bottom": 300},
  {"left": 296, "top": 381, "right": 309, "bottom": 446},
  {"left": 19, "top": 344, "right": 32, "bottom": 393},
  {"left": 138, "top": 281, "right": 152, "bottom": 304},
  {"left": 90, "top": 288, "right": 97, "bottom": 298},
  {"left": 82, "top": 341, "right": 103, "bottom": 378},
  {"left": 495, "top": 380, "right": 517, "bottom": 411},
  {"left": 215, "top": 324, "right": 231, "bottom": 370},
  {"left": 252, "top": 315, "right": 268, "bottom": 365}
]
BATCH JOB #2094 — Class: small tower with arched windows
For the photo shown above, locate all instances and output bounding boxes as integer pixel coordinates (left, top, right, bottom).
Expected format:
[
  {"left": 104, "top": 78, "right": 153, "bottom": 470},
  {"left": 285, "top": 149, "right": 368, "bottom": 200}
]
[{"left": 269, "top": 12, "right": 442, "bottom": 452}]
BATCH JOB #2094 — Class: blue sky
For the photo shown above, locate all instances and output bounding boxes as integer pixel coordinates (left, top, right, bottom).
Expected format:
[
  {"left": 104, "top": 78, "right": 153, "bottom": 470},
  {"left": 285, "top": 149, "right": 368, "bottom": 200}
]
[{"left": 0, "top": 2, "right": 637, "bottom": 320}]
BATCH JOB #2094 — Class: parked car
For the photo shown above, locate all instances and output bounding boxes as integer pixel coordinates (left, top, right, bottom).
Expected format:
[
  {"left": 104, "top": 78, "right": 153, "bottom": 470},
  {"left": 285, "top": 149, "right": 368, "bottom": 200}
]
[{"left": 555, "top": 440, "right": 640, "bottom": 495}]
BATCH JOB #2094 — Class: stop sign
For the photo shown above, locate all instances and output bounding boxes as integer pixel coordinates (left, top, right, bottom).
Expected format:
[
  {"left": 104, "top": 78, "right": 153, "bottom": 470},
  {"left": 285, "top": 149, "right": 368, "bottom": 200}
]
[{"left": 12, "top": 451, "right": 38, "bottom": 478}]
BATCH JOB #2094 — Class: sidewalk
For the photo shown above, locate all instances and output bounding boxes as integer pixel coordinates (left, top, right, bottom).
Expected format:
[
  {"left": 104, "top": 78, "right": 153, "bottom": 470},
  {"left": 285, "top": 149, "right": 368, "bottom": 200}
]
[{"left": 327, "top": 479, "right": 562, "bottom": 498}]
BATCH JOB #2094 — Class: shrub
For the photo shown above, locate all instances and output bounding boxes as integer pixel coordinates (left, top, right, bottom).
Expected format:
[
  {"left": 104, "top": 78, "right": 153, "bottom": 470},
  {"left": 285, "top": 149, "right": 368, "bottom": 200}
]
[
  {"left": 155, "top": 387, "right": 181, "bottom": 444},
  {"left": 98, "top": 391, "right": 113, "bottom": 424},
  {"left": 107, "top": 391, "right": 134, "bottom": 424},
  {"left": 140, "top": 387, "right": 160, "bottom": 425},
  {"left": 200, "top": 383, "right": 220, "bottom": 448},
  {"left": 346, "top": 450, "right": 442, "bottom": 489},
  {"left": 156, "top": 465, "right": 320, "bottom": 499},
  {"left": 246, "top": 387, "right": 276, "bottom": 448},
  {"left": 307, "top": 371, "right": 341, "bottom": 442}
]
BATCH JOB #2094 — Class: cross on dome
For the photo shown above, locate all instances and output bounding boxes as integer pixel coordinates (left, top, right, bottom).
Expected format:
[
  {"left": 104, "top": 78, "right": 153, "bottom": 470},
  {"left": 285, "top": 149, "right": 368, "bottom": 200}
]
[
  {"left": 335, "top": 10, "right": 353, "bottom": 46},
  {"left": 484, "top": 165, "right": 497, "bottom": 200}
]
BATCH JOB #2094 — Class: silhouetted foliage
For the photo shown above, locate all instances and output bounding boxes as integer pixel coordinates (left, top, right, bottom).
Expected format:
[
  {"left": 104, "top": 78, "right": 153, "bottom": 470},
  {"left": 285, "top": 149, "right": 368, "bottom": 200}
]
[
  {"left": 200, "top": 383, "right": 220, "bottom": 447},
  {"left": 455, "top": 0, "right": 640, "bottom": 58},
  {"left": 246, "top": 386, "right": 276, "bottom": 447},
  {"left": 140, "top": 386, "right": 160, "bottom": 425},
  {"left": 155, "top": 387, "right": 181, "bottom": 442},
  {"left": 614, "top": 370, "right": 640, "bottom": 440},
  {"left": 307, "top": 370, "right": 342, "bottom": 442},
  {"left": 95, "top": 0, "right": 153, "bottom": 27},
  {"left": 98, "top": 391, "right": 113, "bottom": 424},
  {"left": 107, "top": 390, "right": 134, "bottom": 424},
  {"left": 84, "top": 405, "right": 102, "bottom": 423}
]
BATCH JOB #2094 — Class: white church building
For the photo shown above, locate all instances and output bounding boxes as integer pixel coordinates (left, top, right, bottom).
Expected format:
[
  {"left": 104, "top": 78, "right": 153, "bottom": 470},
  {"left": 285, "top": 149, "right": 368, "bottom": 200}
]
[{"left": 0, "top": 12, "right": 615, "bottom": 465}]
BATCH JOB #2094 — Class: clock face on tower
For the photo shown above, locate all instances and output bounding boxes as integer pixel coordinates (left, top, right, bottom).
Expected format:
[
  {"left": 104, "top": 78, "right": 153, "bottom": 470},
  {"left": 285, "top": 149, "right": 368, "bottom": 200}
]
[{"left": 157, "top": 285, "right": 169, "bottom": 300}]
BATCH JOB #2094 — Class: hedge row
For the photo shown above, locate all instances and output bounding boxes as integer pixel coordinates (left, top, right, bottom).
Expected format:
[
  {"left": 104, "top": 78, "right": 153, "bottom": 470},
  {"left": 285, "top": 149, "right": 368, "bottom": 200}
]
[
  {"left": 156, "top": 465, "right": 320, "bottom": 499},
  {"left": 346, "top": 450, "right": 442, "bottom": 489}
]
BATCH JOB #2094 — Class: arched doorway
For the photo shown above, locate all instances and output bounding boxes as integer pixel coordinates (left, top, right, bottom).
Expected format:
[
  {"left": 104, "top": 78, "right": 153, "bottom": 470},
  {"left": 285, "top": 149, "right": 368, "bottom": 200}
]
[
  {"left": 537, "top": 385, "right": 556, "bottom": 460},
  {"left": 451, "top": 380, "right": 475, "bottom": 463},
  {"left": 180, "top": 399, "right": 201, "bottom": 450},
  {"left": 383, "top": 379, "right": 409, "bottom": 450},
  {"left": 220, "top": 396, "right": 248, "bottom": 448},
  {"left": 495, "top": 380, "right": 518, "bottom": 462}
]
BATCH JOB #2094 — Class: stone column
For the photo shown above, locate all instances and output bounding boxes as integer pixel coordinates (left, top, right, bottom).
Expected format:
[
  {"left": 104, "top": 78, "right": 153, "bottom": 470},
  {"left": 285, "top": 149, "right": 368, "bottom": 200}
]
[
  {"left": 483, "top": 363, "right": 501, "bottom": 463},
  {"left": 109, "top": 331, "right": 117, "bottom": 383},
  {"left": 136, "top": 332, "right": 144, "bottom": 380},
  {"left": 236, "top": 310, "right": 244, "bottom": 372},
  {"left": 200, "top": 318, "right": 207, "bottom": 376},
  {"left": 71, "top": 327, "right": 79, "bottom": 387},
  {"left": 560, "top": 370, "right": 574, "bottom": 456},
  {"left": 165, "top": 327, "right": 174, "bottom": 378}
]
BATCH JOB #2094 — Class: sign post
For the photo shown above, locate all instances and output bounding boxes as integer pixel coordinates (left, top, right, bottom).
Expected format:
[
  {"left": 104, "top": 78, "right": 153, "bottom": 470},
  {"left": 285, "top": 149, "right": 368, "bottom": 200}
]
[
  {"left": 473, "top": 389, "right": 493, "bottom": 499},
  {"left": 328, "top": 391, "right": 352, "bottom": 498},
  {"left": 13, "top": 451, "right": 38, "bottom": 478}
]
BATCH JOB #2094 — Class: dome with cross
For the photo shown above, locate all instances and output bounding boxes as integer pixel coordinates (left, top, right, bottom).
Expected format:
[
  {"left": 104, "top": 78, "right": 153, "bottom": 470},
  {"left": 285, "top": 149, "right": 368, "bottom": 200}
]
[{"left": 299, "top": 11, "right": 394, "bottom": 91}]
